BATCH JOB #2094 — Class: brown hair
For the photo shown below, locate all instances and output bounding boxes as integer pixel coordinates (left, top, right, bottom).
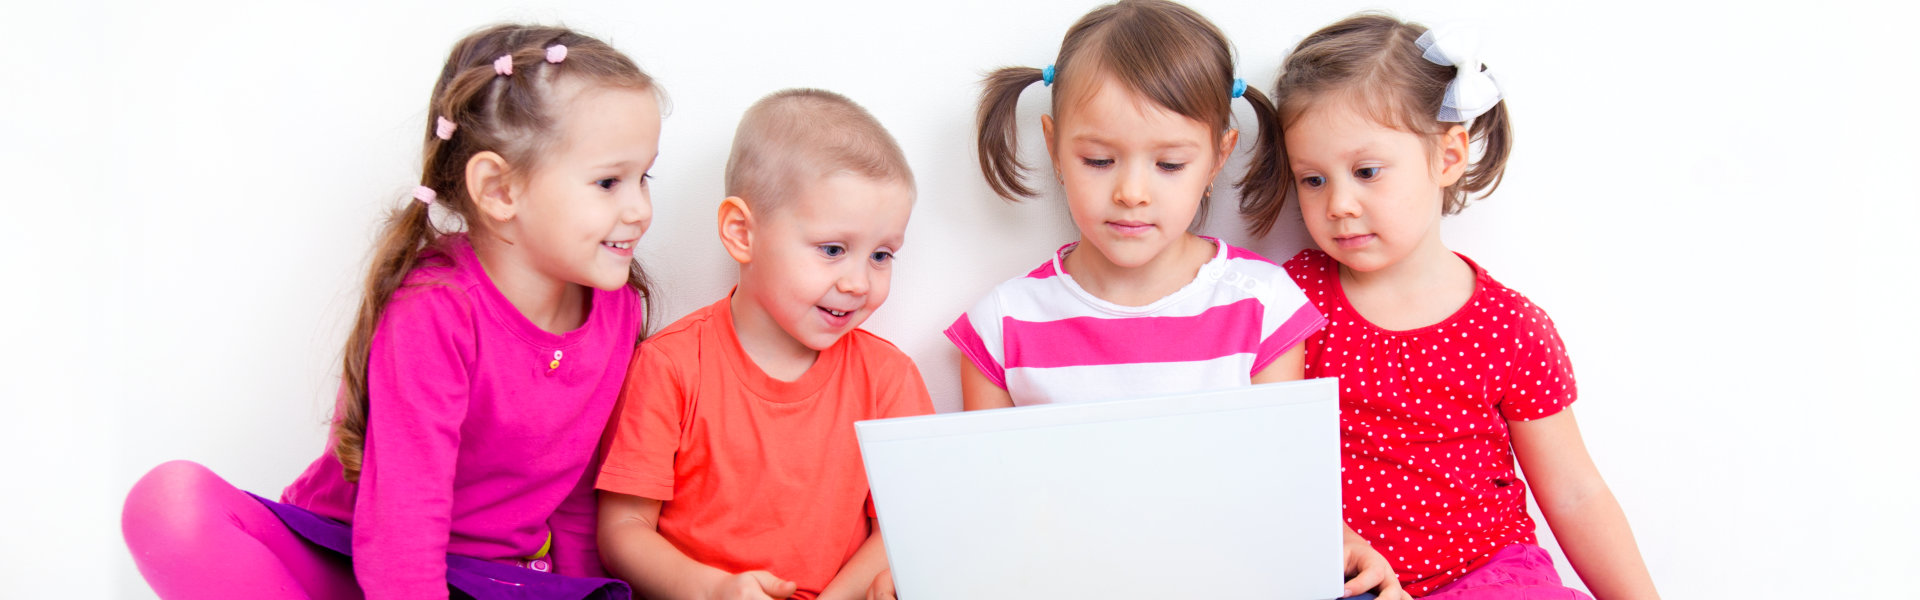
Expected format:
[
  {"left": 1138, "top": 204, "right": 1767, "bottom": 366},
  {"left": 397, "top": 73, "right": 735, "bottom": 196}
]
[
  {"left": 975, "top": 0, "right": 1281, "bottom": 223},
  {"left": 332, "top": 24, "right": 658, "bottom": 482},
  {"left": 1247, "top": 12, "right": 1514, "bottom": 236},
  {"left": 726, "top": 88, "right": 914, "bottom": 212}
]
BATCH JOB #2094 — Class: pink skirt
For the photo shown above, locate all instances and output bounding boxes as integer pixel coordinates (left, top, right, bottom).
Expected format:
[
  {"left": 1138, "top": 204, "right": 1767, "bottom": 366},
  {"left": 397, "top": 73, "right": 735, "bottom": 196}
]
[
  {"left": 1421, "top": 544, "right": 1593, "bottom": 599},
  {"left": 250, "top": 493, "right": 630, "bottom": 600}
]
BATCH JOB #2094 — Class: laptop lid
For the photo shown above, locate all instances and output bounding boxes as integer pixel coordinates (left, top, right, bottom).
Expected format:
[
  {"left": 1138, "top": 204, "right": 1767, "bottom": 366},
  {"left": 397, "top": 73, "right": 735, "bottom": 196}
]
[{"left": 856, "top": 377, "right": 1344, "bottom": 599}]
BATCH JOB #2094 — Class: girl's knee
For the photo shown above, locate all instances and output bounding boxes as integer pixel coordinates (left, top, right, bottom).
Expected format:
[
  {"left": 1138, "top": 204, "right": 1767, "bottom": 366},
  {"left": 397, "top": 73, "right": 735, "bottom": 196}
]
[
  {"left": 127, "top": 460, "right": 218, "bottom": 505},
  {"left": 122, "top": 460, "right": 224, "bottom": 544}
]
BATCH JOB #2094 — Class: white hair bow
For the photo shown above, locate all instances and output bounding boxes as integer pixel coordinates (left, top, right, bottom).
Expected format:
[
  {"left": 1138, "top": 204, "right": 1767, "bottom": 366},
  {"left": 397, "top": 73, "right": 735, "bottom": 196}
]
[{"left": 1416, "top": 27, "right": 1503, "bottom": 123}]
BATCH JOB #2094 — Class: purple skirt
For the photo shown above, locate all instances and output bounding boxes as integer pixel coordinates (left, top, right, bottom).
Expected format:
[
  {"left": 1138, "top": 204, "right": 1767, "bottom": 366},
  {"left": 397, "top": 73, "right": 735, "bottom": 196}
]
[{"left": 249, "top": 493, "right": 632, "bottom": 600}]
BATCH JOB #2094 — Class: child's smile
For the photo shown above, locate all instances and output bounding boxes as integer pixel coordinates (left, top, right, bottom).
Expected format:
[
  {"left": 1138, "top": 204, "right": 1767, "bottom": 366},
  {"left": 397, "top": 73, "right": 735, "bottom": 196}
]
[
  {"left": 513, "top": 81, "right": 662, "bottom": 292},
  {"left": 732, "top": 173, "right": 913, "bottom": 376}
]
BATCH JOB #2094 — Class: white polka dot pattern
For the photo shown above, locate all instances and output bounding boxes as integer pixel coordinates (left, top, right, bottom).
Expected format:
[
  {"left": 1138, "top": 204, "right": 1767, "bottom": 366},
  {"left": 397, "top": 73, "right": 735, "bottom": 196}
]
[{"left": 1283, "top": 250, "right": 1577, "bottom": 596}]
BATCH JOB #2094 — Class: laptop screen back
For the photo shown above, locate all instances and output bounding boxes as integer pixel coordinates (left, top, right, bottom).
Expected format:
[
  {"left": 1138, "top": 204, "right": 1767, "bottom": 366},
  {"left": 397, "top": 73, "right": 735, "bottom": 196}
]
[{"left": 856, "top": 378, "right": 1344, "bottom": 599}]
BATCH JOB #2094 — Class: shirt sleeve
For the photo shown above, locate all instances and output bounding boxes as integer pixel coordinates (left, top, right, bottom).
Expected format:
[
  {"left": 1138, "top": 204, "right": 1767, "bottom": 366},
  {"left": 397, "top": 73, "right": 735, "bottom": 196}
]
[
  {"left": 878, "top": 352, "right": 936, "bottom": 421},
  {"left": 597, "top": 341, "right": 685, "bottom": 501},
  {"left": 1497, "top": 301, "right": 1578, "bottom": 421},
  {"left": 1251, "top": 263, "right": 1328, "bottom": 376},
  {"left": 352, "top": 285, "right": 475, "bottom": 599},
  {"left": 943, "top": 293, "right": 1008, "bottom": 389}
]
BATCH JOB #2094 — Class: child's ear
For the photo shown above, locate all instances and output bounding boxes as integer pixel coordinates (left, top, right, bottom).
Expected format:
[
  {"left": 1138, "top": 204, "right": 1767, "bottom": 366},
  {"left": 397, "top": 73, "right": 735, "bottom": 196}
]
[
  {"left": 1041, "top": 114, "right": 1060, "bottom": 178},
  {"left": 1436, "top": 124, "right": 1471, "bottom": 187},
  {"left": 716, "top": 196, "right": 755, "bottom": 264},
  {"left": 1211, "top": 128, "right": 1241, "bottom": 180},
  {"left": 467, "top": 151, "right": 518, "bottom": 224}
]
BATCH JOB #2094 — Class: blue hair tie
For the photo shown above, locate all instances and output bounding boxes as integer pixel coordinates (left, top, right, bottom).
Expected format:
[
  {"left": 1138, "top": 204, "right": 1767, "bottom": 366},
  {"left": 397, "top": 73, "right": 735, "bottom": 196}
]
[
  {"left": 1231, "top": 78, "right": 1247, "bottom": 99},
  {"left": 1042, "top": 65, "right": 1056, "bottom": 86}
]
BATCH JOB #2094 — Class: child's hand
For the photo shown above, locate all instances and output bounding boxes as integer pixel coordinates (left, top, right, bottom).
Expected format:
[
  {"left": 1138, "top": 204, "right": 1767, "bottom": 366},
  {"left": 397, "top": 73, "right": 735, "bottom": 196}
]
[
  {"left": 867, "top": 568, "right": 896, "bottom": 600},
  {"left": 709, "top": 570, "right": 798, "bottom": 600},
  {"left": 1343, "top": 527, "right": 1409, "bottom": 600}
]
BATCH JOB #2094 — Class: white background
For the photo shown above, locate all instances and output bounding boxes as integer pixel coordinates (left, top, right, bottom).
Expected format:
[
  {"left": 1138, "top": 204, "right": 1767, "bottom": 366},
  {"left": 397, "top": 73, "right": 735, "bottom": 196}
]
[{"left": 3, "top": 0, "right": 1915, "bottom": 597}]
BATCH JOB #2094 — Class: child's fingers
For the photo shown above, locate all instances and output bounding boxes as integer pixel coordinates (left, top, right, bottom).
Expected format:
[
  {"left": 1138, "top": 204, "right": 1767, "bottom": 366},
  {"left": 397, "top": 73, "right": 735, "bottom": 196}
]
[
  {"left": 744, "top": 570, "right": 798, "bottom": 599},
  {"left": 868, "top": 569, "right": 897, "bottom": 600},
  {"left": 1342, "top": 561, "right": 1389, "bottom": 597},
  {"left": 1377, "top": 576, "right": 1410, "bottom": 600}
]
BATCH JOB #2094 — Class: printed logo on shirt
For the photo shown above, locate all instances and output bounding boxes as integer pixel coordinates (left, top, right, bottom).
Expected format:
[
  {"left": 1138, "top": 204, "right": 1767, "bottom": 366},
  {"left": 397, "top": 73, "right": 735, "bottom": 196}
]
[{"left": 1199, "top": 262, "right": 1288, "bottom": 298}]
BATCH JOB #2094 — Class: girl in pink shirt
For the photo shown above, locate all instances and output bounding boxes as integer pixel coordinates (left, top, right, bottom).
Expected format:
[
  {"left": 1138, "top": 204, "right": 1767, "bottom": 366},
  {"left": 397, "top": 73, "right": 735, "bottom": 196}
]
[
  {"left": 121, "top": 24, "right": 661, "bottom": 600},
  {"left": 1251, "top": 13, "right": 1659, "bottom": 599}
]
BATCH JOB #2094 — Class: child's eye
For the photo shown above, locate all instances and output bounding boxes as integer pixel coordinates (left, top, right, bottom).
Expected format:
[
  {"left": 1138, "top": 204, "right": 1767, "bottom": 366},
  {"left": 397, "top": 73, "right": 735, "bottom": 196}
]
[
  {"left": 1300, "top": 175, "right": 1325, "bottom": 188},
  {"left": 1156, "top": 162, "right": 1186, "bottom": 172},
  {"left": 819, "top": 244, "right": 846, "bottom": 258},
  {"left": 1354, "top": 167, "right": 1381, "bottom": 180},
  {"left": 1082, "top": 158, "right": 1114, "bottom": 168},
  {"left": 596, "top": 178, "right": 619, "bottom": 190},
  {"left": 640, "top": 173, "right": 653, "bottom": 187},
  {"left": 871, "top": 250, "right": 895, "bottom": 264}
]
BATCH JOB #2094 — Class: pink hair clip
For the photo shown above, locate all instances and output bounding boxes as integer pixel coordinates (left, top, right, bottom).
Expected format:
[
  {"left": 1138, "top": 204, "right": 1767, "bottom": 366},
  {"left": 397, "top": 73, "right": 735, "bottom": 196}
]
[
  {"left": 413, "top": 185, "right": 437, "bottom": 205},
  {"left": 545, "top": 44, "right": 568, "bottom": 64},
  {"left": 493, "top": 54, "right": 514, "bottom": 76},
  {"left": 434, "top": 116, "right": 457, "bottom": 140}
]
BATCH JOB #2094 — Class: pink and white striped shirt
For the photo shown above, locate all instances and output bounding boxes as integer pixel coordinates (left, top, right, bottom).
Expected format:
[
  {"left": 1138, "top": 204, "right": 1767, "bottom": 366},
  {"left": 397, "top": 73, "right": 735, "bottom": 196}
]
[{"left": 945, "top": 238, "right": 1327, "bottom": 406}]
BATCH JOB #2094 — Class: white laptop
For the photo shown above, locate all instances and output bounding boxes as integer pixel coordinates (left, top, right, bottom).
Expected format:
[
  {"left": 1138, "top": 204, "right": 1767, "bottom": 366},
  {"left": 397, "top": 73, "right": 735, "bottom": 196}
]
[{"left": 856, "top": 377, "right": 1345, "bottom": 600}]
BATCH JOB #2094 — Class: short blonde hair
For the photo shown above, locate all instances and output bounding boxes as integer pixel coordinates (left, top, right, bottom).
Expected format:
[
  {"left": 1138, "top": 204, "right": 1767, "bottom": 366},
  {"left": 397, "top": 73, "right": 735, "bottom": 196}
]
[{"left": 725, "top": 88, "right": 914, "bottom": 212}]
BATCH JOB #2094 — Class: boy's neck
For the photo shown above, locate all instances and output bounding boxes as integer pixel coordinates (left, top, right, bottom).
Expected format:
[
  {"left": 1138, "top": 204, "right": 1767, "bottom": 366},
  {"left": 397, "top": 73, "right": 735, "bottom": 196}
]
[
  {"left": 1064, "top": 232, "right": 1214, "bottom": 307},
  {"left": 471, "top": 234, "right": 589, "bottom": 334},
  {"left": 727, "top": 290, "right": 820, "bottom": 382}
]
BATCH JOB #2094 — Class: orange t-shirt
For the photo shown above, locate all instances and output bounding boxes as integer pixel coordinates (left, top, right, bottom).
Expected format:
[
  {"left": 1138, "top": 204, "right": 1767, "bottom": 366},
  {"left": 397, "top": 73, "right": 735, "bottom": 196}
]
[{"left": 597, "top": 297, "right": 935, "bottom": 598}]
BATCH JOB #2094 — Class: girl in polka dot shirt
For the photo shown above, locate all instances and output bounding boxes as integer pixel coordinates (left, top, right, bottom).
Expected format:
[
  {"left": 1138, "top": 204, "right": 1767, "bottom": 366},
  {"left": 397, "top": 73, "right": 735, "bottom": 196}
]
[{"left": 1243, "top": 14, "right": 1660, "bottom": 599}]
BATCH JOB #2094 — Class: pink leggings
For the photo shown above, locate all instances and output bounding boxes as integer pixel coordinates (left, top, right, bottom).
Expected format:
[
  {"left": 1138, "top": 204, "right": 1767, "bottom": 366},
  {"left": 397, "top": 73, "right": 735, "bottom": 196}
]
[{"left": 122, "top": 460, "right": 364, "bottom": 600}]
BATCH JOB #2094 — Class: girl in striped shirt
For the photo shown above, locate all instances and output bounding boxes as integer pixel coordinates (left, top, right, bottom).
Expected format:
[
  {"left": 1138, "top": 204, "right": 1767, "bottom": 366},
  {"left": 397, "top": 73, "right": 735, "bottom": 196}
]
[{"left": 943, "top": 1, "right": 1401, "bottom": 597}]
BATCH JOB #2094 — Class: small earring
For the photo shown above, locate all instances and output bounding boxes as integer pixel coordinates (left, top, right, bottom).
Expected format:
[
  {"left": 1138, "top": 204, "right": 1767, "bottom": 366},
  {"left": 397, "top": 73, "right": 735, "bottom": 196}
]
[{"left": 1203, "top": 184, "right": 1214, "bottom": 203}]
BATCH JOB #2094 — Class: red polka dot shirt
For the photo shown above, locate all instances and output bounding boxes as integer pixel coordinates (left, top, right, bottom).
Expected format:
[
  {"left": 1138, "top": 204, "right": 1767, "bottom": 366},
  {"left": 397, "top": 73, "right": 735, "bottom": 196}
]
[{"left": 1283, "top": 250, "right": 1577, "bottom": 596}]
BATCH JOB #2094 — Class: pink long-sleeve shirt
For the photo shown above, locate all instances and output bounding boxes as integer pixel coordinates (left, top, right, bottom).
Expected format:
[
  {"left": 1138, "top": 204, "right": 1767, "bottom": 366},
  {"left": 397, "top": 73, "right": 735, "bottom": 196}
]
[{"left": 280, "top": 234, "right": 642, "bottom": 599}]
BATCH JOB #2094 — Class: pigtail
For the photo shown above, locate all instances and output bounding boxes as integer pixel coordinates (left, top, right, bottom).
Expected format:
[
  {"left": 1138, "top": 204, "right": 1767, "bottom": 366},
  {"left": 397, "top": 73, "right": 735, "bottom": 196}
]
[
  {"left": 976, "top": 67, "right": 1048, "bottom": 201},
  {"left": 1448, "top": 98, "right": 1511, "bottom": 214},
  {"left": 333, "top": 199, "right": 440, "bottom": 483},
  {"left": 1235, "top": 86, "right": 1288, "bottom": 237},
  {"left": 331, "top": 53, "right": 496, "bottom": 484}
]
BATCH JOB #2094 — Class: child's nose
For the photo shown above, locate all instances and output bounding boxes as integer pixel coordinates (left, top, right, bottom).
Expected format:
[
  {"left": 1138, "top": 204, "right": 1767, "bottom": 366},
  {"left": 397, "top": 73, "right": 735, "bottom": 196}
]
[
  {"left": 836, "top": 265, "right": 870, "bottom": 295},
  {"left": 1325, "top": 183, "right": 1361, "bottom": 219},
  {"left": 622, "top": 187, "right": 653, "bottom": 224},
  {"left": 1114, "top": 164, "right": 1150, "bottom": 207}
]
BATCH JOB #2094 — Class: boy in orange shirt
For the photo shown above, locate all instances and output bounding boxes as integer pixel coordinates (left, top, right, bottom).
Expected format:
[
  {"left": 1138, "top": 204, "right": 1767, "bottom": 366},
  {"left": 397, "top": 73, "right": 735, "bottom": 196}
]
[{"left": 596, "top": 89, "right": 931, "bottom": 600}]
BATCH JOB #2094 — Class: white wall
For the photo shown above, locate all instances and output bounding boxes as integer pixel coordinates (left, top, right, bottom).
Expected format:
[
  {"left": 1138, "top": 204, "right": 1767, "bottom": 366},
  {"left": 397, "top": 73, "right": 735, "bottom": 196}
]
[{"left": 3, "top": 0, "right": 1914, "bottom": 597}]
